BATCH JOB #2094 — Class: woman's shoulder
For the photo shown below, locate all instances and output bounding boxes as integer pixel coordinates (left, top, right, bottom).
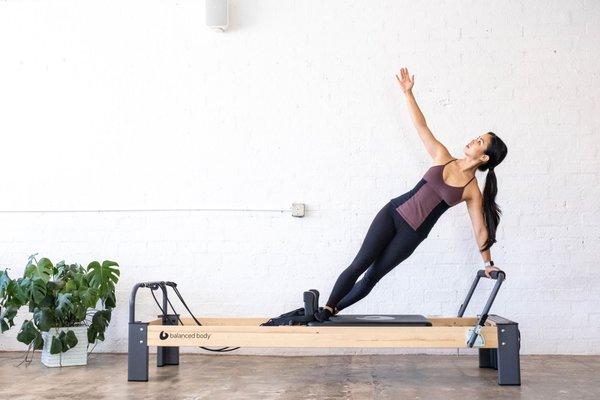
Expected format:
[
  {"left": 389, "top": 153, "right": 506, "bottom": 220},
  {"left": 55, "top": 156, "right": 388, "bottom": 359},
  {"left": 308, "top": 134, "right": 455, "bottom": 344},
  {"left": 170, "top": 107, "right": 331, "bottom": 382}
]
[
  {"left": 431, "top": 156, "right": 457, "bottom": 167},
  {"left": 462, "top": 179, "right": 482, "bottom": 203}
]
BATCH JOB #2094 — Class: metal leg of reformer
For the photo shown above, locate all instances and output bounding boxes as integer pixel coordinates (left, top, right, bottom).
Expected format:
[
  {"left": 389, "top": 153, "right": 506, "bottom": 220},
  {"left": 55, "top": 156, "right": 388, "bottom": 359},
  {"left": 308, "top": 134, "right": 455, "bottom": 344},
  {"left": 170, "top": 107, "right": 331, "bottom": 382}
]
[
  {"left": 157, "top": 314, "right": 180, "bottom": 367},
  {"left": 496, "top": 321, "right": 521, "bottom": 385},
  {"left": 479, "top": 348, "right": 496, "bottom": 369},
  {"left": 128, "top": 322, "right": 149, "bottom": 382}
]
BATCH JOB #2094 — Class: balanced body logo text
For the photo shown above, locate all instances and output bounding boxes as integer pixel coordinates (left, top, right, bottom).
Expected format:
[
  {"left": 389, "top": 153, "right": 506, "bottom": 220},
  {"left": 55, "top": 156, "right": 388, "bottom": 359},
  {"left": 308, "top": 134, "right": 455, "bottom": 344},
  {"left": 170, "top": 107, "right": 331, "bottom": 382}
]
[{"left": 159, "top": 331, "right": 212, "bottom": 340}]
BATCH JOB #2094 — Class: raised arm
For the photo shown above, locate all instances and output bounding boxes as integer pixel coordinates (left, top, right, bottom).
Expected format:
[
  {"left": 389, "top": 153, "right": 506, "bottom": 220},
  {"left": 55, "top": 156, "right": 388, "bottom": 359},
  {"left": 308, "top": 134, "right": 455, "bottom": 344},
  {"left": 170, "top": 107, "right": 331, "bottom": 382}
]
[{"left": 395, "top": 67, "right": 452, "bottom": 164}]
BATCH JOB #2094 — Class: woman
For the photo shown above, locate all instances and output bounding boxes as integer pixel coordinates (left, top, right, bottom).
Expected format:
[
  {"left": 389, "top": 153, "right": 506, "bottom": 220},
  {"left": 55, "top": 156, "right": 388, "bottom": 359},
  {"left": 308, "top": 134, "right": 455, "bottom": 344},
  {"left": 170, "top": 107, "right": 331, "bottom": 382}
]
[{"left": 314, "top": 67, "right": 508, "bottom": 322}]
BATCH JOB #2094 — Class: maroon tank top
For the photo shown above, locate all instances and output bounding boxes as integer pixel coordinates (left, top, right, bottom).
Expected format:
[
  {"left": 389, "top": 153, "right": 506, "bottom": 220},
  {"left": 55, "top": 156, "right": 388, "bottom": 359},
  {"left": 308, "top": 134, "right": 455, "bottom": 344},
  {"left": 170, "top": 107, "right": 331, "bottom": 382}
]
[{"left": 395, "top": 159, "right": 476, "bottom": 231}]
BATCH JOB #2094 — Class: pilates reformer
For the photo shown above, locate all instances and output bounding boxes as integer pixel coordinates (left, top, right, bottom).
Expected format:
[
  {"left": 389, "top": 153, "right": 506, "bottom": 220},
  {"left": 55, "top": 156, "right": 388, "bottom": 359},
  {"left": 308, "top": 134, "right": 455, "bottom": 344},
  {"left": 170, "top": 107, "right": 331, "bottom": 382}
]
[{"left": 127, "top": 269, "right": 521, "bottom": 385}]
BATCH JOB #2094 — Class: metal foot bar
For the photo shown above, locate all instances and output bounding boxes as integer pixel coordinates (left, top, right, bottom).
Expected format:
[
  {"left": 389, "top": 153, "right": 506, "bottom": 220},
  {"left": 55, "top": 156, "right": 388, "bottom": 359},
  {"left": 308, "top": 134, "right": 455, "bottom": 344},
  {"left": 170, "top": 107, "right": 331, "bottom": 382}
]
[{"left": 457, "top": 270, "right": 506, "bottom": 348}]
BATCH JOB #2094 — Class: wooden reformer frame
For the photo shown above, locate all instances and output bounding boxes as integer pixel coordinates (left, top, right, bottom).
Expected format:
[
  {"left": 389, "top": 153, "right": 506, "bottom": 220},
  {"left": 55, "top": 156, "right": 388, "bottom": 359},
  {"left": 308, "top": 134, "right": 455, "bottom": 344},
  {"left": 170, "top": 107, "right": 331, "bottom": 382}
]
[{"left": 127, "top": 270, "right": 521, "bottom": 386}]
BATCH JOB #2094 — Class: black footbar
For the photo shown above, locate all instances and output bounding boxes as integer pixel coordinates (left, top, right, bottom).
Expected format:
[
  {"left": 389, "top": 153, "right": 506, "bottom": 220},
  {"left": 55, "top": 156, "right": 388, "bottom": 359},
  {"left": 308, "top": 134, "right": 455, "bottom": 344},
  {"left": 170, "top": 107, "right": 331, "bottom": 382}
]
[{"left": 458, "top": 270, "right": 506, "bottom": 347}]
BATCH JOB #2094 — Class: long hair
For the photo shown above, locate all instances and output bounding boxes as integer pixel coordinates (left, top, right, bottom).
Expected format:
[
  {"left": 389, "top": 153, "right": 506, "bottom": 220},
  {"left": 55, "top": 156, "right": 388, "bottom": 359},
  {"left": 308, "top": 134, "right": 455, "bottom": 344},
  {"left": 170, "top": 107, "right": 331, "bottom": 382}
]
[{"left": 477, "top": 132, "right": 508, "bottom": 252}]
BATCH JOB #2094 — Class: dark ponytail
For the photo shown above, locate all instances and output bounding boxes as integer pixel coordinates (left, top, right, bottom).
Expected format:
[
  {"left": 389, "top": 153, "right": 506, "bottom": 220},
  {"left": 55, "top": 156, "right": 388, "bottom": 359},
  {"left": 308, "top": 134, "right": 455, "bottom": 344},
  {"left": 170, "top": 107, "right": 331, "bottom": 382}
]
[{"left": 478, "top": 132, "right": 507, "bottom": 252}]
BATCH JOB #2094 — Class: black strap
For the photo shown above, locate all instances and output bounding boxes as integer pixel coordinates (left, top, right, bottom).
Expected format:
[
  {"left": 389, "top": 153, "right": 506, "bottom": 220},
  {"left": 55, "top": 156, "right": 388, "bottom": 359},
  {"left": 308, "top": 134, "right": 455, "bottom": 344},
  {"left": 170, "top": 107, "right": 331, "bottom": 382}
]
[{"left": 444, "top": 159, "right": 475, "bottom": 187}]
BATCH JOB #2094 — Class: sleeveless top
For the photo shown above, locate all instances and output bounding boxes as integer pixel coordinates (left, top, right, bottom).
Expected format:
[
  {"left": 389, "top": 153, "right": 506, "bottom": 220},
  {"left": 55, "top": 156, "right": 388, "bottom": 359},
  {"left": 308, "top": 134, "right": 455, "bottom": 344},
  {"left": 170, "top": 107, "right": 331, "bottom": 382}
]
[{"left": 390, "top": 159, "right": 476, "bottom": 239}]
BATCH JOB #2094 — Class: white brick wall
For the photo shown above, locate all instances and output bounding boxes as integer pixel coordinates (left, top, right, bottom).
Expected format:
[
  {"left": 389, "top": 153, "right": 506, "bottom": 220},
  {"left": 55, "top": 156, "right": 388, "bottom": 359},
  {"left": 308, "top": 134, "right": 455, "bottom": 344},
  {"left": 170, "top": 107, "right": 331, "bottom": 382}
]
[{"left": 1, "top": 0, "right": 599, "bottom": 355}]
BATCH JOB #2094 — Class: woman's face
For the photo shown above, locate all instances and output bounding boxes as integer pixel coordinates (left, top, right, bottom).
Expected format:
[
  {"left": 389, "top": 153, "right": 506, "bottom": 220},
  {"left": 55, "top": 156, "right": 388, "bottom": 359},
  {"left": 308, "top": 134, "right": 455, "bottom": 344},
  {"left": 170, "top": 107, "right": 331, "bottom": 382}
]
[{"left": 464, "top": 134, "right": 492, "bottom": 162}]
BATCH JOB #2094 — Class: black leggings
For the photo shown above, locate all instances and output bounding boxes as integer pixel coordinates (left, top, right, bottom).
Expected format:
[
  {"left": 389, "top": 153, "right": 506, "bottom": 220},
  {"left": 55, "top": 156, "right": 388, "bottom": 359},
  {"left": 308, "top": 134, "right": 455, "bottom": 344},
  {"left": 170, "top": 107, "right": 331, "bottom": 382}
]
[{"left": 325, "top": 201, "right": 426, "bottom": 312}]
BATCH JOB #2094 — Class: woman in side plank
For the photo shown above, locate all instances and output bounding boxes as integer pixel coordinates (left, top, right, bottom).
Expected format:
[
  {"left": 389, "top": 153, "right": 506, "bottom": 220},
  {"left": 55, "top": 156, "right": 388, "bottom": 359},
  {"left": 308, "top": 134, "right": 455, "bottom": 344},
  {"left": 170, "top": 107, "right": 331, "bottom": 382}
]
[{"left": 315, "top": 67, "right": 507, "bottom": 322}]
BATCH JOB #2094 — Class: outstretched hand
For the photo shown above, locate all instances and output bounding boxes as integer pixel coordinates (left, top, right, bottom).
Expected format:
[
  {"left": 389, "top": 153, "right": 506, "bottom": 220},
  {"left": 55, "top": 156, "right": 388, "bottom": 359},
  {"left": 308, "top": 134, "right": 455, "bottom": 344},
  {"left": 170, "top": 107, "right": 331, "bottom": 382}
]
[{"left": 395, "top": 67, "right": 414, "bottom": 93}]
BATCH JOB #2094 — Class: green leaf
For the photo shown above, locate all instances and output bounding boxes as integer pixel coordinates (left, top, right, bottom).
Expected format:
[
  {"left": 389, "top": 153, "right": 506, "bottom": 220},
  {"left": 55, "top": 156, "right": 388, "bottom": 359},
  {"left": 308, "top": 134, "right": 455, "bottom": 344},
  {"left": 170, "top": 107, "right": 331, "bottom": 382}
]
[
  {"left": 87, "top": 260, "right": 119, "bottom": 298},
  {"left": 73, "top": 273, "right": 87, "bottom": 289},
  {"left": 16, "top": 320, "right": 39, "bottom": 345},
  {"left": 74, "top": 306, "right": 87, "bottom": 323},
  {"left": 104, "top": 291, "right": 116, "bottom": 308},
  {"left": 87, "top": 325, "right": 96, "bottom": 344},
  {"left": 38, "top": 294, "right": 54, "bottom": 309},
  {"left": 88, "top": 309, "right": 111, "bottom": 343},
  {"left": 64, "top": 279, "right": 77, "bottom": 293},
  {"left": 11, "top": 280, "right": 29, "bottom": 304},
  {"left": 56, "top": 262, "right": 82, "bottom": 282},
  {"left": 46, "top": 280, "right": 65, "bottom": 293},
  {"left": 101, "top": 260, "right": 120, "bottom": 279},
  {"left": 79, "top": 286, "right": 99, "bottom": 308},
  {"left": 55, "top": 260, "right": 66, "bottom": 277},
  {"left": 25, "top": 258, "right": 52, "bottom": 282},
  {"left": 0, "top": 270, "right": 11, "bottom": 297},
  {"left": 58, "top": 331, "right": 67, "bottom": 351},
  {"left": 92, "top": 309, "right": 111, "bottom": 330},
  {"left": 4, "top": 296, "right": 25, "bottom": 309},
  {"left": 1, "top": 307, "right": 18, "bottom": 332},
  {"left": 55, "top": 293, "right": 73, "bottom": 318},
  {"left": 50, "top": 335, "right": 63, "bottom": 354},
  {"left": 33, "top": 308, "right": 56, "bottom": 332},
  {"left": 33, "top": 332, "right": 44, "bottom": 350},
  {"left": 30, "top": 278, "right": 47, "bottom": 304},
  {"left": 24, "top": 260, "right": 36, "bottom": 278},
  {"left": 64, "top": 330, "right": 78, "bottom": 349}
]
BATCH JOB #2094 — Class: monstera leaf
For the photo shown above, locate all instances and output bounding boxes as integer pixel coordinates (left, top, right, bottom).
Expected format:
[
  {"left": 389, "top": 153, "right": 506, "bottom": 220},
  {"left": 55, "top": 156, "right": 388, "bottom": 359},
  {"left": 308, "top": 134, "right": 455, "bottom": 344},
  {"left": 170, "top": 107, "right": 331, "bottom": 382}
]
[
  {"left": 64, "top": 279, "right": 77, "bottom": 293},
  {"left": 88, "top": 309, "right": 111, "bottom": 343},
  {"left": 29, "top": 278, "right": 47, "bottom": 305},
  {"left": 56, "top": 261, "right": 83, "bottom": 282},
  {"left": 1, "top": 306, "right": 18, "bottom": 333},
  {"left": 104, "top": 291, "right": 116, "bottom": 308},
  {"left": 78, "top": 285, "right": 99, "bottom": 309},
  {"left": 50, "top": 330, "right": 78, "bottom": 355},
  {"left": 33, "top": 307, "right": 56, "bottom": 332},
  {"left": 55, "top": 293, "right": 73, "bottom": 319},
  {"left": 24, "top": 258, "right": 53, "bottom": 283},
  {"left": 4, "top": 279, "right": 28, "bottom": 308},
  {"left": 17, "top": 320, "right": 43, "bottom": 349},
  {"left": 87, "top": 261, "right": 119, "bottom": 299}
]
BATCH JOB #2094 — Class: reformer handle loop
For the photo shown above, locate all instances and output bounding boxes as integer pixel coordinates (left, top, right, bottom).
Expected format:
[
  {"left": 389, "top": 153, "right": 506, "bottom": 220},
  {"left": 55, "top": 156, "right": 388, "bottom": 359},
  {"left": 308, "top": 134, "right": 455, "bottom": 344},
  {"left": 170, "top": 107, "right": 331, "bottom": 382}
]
[
  {"left": 129, "top": 281, "right": 178, "bottom": 324},
  {"left": 476, "top": 269, "right": 505, "bottom": 280}
]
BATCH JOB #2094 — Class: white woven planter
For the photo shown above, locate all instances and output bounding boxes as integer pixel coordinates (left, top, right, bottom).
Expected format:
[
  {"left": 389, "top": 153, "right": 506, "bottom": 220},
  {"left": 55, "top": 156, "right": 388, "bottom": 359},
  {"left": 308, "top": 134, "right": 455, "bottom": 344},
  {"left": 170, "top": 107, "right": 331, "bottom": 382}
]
[{"left": 41, "top": 326, "right": 88, "bottom": 367}]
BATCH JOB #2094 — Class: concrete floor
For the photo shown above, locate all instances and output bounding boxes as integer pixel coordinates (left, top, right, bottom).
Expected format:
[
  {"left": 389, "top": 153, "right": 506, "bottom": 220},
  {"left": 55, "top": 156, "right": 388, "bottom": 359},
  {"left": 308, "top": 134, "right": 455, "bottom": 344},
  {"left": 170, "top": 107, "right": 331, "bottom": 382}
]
[{"left": 1, "top": 352, "right": 600, "bottom": 400}]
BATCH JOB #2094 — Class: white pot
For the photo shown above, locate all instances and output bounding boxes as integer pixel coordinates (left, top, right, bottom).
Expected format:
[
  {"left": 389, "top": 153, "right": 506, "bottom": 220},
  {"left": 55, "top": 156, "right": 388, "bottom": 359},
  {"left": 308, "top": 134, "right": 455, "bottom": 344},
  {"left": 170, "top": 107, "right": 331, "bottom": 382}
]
[{"left": 41, "top": 326, "right": 89, "bottom": 367}]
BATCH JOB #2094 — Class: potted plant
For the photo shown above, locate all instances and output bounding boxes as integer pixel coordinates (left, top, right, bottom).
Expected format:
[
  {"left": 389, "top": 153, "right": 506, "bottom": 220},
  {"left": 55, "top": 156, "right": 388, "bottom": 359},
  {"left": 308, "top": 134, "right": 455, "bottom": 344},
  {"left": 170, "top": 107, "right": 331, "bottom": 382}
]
[{"left": 0, "top": 254, "right": 120, "bottom": 367}]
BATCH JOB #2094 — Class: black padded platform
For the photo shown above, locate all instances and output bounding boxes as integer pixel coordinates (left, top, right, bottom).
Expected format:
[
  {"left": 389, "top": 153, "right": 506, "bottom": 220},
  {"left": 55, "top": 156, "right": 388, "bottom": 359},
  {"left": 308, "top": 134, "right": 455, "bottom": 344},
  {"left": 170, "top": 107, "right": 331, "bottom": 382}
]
[{"left": 307, "top": 314, "right": 432, "bottom": 326}]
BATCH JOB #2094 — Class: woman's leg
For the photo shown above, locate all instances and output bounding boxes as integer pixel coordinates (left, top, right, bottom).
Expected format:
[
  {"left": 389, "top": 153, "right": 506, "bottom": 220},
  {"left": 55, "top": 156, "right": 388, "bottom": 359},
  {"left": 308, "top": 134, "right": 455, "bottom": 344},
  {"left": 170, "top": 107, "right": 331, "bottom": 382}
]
[
  {"left": 322, "top": 202, "right": 396, "bottom": 310},
  {"left": 334, "top": 219, "right": 424, "bottom": 311}
]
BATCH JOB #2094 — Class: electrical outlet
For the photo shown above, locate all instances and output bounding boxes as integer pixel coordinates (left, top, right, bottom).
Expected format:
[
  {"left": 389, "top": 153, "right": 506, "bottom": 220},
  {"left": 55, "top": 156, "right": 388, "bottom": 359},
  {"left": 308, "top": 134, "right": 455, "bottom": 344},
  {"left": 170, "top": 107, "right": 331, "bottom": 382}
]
[{"left": 291, "top": 203, "right": 305, "bottom": 217}]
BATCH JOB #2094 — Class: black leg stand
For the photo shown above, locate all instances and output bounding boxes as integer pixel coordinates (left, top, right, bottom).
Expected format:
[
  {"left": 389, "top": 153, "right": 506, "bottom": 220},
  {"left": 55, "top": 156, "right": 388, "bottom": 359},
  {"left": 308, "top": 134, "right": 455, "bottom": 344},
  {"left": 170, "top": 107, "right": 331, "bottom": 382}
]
[
  {"left": 479, "top": 348, "right": 494, "bottom": 368},
  {"left": 496, "top": 322, "right": 521, "bottom": 385},
  {"left": 157, "top": 314, "right": 180, "bottom": 367},
  {"left": 128, "top": 322, "right": 149, "bottom": 382}
]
